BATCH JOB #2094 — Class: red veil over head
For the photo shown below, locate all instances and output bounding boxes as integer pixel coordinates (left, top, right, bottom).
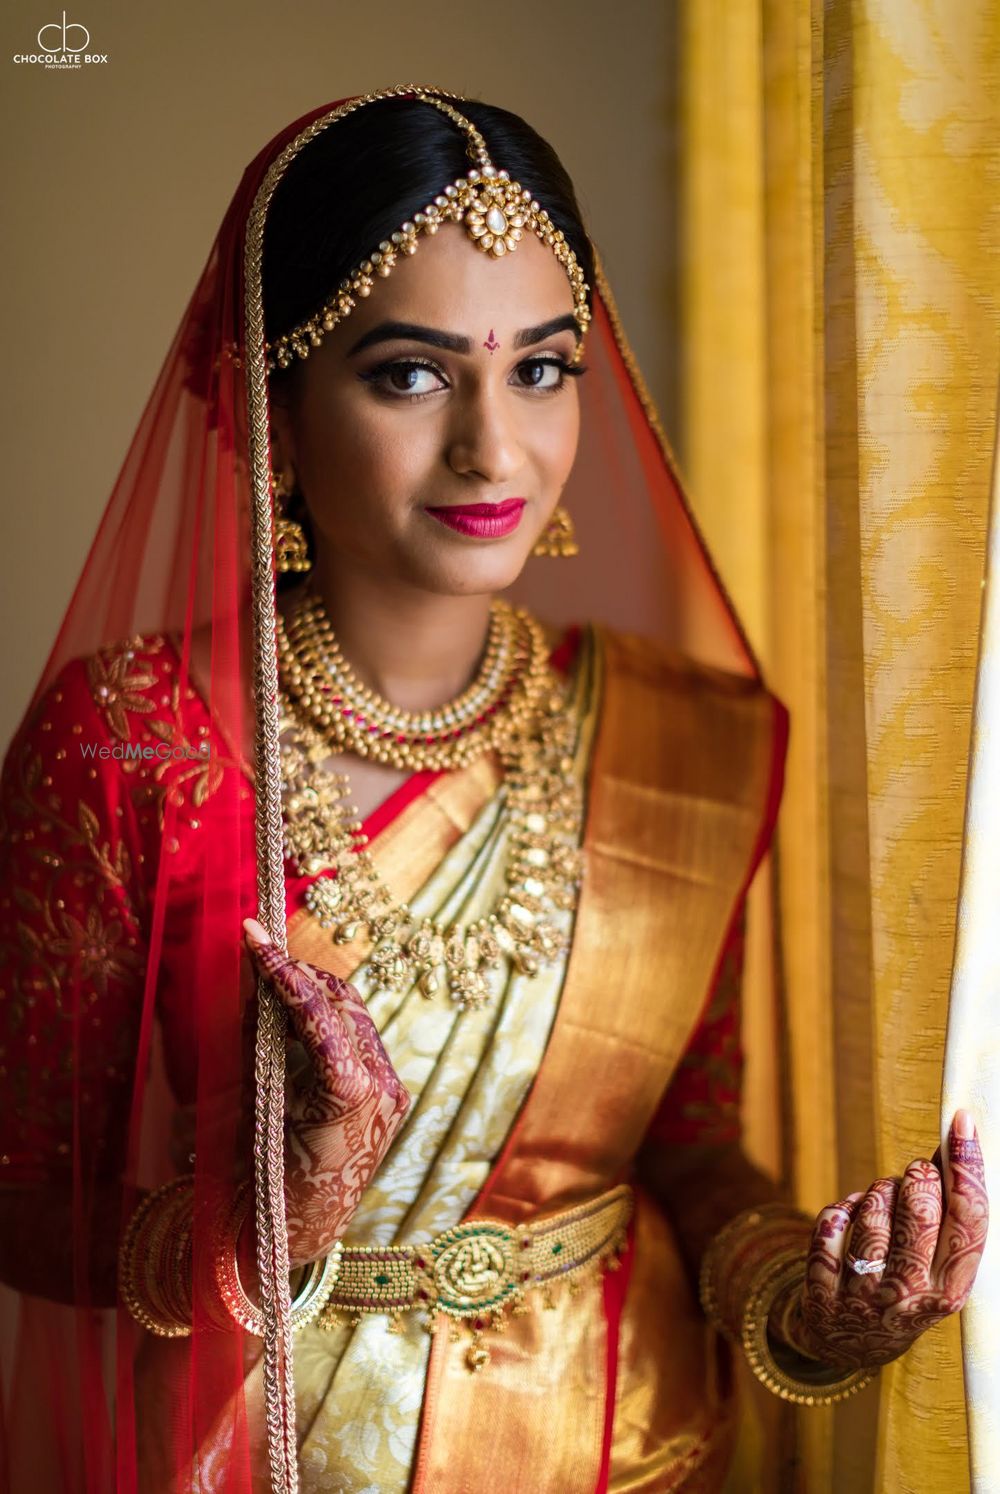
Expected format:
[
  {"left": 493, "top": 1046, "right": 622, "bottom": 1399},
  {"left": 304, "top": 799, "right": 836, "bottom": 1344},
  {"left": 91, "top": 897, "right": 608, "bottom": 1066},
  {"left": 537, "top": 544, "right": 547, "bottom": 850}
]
[{"left": 0, "top": 86, "right": 757, "bottom": 1492}]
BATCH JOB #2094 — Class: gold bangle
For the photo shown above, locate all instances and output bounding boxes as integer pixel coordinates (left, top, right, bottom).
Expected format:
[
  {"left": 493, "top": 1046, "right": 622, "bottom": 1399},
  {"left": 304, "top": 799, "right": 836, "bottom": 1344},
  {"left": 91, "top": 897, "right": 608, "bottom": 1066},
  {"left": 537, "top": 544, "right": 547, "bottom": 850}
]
[
  {"left": 739, "top": 1254, "right": 879, "bottom": 1406},
  {"left": 212, "top": 1185, "right": 343, "bottom": 1336},
  {"left": 698, "top": 1203, "right": 812, "bottom": 1337},
  {"left": 118, "top": 1177, "right": 195, "bottom": 1338}
]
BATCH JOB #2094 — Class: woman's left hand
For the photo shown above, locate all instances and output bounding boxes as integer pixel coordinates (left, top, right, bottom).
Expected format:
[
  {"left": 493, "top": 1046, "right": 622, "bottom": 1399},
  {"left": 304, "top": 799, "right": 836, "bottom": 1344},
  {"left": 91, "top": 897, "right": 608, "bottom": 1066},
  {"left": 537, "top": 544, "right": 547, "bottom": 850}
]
[{"left": 789, "top": 1109, "right": 988, "bottom": 1370}]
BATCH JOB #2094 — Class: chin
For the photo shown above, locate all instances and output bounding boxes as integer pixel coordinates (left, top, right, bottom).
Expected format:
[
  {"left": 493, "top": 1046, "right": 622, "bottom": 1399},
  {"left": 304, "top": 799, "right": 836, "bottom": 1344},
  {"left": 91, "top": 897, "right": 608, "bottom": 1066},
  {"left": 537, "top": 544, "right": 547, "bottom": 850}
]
[{"left": 413, "top": 543, "right": 535, "bottom": 599}]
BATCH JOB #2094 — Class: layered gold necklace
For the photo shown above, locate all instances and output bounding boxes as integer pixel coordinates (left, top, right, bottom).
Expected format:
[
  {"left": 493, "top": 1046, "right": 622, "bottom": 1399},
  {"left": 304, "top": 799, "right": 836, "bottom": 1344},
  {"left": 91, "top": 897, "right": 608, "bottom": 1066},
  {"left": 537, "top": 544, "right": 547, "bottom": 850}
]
[
  {"left": 277, "top": 589, "right": 556, "bottom": 772},
  {"left": 277, "top": 588, "right": 585, "bottom": 1008}
]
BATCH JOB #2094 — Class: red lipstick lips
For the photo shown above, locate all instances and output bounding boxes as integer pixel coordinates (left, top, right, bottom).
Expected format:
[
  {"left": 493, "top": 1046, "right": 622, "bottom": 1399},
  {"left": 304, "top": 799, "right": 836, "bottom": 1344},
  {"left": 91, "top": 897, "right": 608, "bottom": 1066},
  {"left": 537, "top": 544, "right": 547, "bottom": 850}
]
[{"left": 425, "top": 498, "right": 527, "bottom": 539}]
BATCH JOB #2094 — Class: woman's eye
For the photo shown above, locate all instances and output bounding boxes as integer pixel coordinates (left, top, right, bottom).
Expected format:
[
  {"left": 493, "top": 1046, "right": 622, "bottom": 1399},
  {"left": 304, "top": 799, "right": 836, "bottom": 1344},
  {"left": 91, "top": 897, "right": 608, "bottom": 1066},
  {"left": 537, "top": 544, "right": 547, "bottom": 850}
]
[
  {"left": 514, "top": 358, "right": 570, "bottom": 391},
  {"left": 363, "top": 360, "right": 447, "bottom": 398}
]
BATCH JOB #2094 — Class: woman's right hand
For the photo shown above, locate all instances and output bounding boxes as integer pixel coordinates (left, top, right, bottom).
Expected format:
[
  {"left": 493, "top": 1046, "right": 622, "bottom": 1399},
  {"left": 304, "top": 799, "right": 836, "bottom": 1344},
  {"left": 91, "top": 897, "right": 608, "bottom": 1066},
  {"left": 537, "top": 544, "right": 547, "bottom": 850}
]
[{"left": 242, "top": 918, "right": 410, "bottom": 1266}]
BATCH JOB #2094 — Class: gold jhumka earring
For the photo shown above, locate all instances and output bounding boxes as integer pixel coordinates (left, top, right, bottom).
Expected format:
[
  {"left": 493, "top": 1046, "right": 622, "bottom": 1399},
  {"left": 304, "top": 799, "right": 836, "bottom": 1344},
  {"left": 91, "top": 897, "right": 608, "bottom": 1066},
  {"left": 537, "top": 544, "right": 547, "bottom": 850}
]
[
  {"left": 532, "top": 506, "right": 579, "bottom": 558},
  {"left": 270, "top": 468, "right": 311, "bottom": 574}
]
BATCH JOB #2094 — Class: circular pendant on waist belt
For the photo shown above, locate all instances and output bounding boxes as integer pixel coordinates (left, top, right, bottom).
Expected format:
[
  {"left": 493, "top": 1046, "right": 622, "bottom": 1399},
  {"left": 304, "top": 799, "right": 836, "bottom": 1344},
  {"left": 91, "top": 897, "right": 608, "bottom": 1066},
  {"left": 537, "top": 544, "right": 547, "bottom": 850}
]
[{"left": 431, "top": 1222, "right": 521, "bottom": 1316}]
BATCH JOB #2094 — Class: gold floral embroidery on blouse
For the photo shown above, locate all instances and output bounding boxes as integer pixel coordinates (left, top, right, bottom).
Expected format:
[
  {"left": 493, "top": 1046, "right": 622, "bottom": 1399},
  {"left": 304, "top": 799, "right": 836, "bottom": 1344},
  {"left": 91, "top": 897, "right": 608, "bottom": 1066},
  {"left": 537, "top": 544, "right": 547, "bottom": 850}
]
[
  {"left": 85, "top": 635, "right": 227, "bottom": 829},
  {"left": 3, "top": 741, "right": 144, "bottom": 1026},
  {"left": 0, "top": 669, "right": 149, "bottom": 1178},
  {"left": 86, "top": 638, "right": 159, "bottom": 739}
]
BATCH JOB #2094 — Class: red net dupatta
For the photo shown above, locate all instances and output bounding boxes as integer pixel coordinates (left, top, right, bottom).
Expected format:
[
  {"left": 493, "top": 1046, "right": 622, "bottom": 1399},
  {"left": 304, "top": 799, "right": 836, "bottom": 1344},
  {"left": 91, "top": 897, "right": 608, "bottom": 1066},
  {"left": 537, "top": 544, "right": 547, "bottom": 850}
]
[{"left": 0, "top": 86, "right": 759, "bottom": 1493}]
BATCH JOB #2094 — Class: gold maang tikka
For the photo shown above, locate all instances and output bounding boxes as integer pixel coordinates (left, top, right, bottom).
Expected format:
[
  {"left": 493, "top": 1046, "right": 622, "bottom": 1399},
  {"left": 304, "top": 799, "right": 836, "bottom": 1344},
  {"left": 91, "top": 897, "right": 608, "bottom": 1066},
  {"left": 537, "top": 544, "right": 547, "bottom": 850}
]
[{"left": 264, "top": 92, "right": 592, "bottom": 374}]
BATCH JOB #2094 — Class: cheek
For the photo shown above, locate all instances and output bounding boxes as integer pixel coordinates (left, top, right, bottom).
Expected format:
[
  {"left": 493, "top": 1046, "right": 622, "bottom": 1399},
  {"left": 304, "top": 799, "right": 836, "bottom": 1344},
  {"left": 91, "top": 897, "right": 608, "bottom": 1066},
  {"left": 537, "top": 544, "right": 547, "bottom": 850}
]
[
  {"left": 533, "top": 396, "right": 581, "bottom": 488},
  {"left": 299, "top": 392, "right": 436, "bottom": 515}
]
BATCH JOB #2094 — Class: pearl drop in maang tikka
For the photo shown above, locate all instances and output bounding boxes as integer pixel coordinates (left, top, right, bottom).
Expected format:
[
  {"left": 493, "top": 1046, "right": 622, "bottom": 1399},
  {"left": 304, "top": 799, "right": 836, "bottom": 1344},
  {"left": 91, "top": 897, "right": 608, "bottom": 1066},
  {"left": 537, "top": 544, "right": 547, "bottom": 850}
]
[{"left": 265, "top": 92, "right": 592, "bottom": 374}]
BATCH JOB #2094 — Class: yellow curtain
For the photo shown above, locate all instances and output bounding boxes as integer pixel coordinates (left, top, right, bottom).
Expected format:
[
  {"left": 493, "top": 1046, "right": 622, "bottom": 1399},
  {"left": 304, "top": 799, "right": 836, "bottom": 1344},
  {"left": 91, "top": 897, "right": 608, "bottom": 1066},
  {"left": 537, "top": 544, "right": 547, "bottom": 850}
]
[{"left": 668, "top": 2, "right": 1000, "bottom": 1489}]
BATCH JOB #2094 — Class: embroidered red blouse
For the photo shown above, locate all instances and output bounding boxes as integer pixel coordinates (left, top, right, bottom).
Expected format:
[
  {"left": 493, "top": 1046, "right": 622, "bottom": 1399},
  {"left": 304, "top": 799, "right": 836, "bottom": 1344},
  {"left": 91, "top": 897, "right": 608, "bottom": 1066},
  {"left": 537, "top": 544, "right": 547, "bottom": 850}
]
[{"left": 0, "top": 633, "right": 743, "bottom": 1193}]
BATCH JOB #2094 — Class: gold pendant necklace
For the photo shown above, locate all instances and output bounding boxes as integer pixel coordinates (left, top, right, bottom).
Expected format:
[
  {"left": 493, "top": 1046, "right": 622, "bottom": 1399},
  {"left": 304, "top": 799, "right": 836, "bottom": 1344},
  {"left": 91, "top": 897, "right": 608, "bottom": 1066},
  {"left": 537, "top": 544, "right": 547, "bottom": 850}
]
[{"left": 277, "top": 599, "right": 585, "bottom": 1009}]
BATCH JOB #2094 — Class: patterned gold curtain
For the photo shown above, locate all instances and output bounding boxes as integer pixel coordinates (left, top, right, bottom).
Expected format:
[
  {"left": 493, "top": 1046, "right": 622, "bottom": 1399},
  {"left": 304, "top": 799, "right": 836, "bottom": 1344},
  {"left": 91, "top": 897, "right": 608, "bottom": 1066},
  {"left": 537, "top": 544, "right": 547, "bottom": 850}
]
[{"left": 664, "top": 2, "right": 1000, "bottom": 1489}]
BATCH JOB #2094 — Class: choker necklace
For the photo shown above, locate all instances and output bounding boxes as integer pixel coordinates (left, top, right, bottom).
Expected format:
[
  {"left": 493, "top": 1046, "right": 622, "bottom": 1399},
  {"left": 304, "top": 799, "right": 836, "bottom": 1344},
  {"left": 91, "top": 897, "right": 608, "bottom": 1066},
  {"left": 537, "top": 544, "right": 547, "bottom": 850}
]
[
  {"left": 276, "top": 594, "right": 585, "bottom": 1008},
  {"left": 276, "top": 588, "right": 553, "bottom": 773}
]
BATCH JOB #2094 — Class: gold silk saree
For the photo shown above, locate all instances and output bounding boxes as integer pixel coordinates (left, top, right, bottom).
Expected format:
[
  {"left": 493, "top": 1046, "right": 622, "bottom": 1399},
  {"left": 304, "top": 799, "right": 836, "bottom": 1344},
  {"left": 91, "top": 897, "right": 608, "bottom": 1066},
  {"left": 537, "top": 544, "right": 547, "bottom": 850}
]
[{"left": 281, "top": 624, "right": 785, "bottom": 1492}]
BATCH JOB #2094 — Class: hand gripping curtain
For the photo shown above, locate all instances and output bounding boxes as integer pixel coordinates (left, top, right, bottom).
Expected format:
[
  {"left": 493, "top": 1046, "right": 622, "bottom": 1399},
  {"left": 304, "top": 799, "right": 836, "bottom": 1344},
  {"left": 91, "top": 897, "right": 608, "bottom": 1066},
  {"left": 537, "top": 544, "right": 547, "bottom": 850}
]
[
  {"left": 942, "top": 392, "right": 1000, "bottom": 1492},
  {"left": 0, "top": 86, "right": 765, "bottom": 1492}
]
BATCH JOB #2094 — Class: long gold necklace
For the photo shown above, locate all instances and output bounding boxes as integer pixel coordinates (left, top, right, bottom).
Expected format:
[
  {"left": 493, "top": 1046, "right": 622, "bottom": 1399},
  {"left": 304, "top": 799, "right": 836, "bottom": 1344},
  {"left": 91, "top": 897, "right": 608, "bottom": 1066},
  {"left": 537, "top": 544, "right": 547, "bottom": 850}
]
[
  {"left": 277, "top": 598, "right": 585, "bottom": 1009},
  {"left": 277, "top": 588, "right": 553, "bottom": 772}
]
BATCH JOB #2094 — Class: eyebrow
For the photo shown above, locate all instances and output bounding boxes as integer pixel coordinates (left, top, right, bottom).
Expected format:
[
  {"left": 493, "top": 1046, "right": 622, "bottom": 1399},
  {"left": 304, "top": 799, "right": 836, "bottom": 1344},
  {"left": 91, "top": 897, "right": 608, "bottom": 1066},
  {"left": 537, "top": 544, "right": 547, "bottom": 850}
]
[{"left": 346, "top": 313, "right": 581, "bottom": 357}]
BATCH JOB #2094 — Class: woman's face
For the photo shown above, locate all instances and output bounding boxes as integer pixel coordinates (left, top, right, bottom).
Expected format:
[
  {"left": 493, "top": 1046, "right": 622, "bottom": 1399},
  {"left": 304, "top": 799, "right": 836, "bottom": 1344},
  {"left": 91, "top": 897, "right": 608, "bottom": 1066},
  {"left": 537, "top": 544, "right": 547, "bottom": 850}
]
[{"left": 269, "top": 222, "right": 583, "bottom": 597}]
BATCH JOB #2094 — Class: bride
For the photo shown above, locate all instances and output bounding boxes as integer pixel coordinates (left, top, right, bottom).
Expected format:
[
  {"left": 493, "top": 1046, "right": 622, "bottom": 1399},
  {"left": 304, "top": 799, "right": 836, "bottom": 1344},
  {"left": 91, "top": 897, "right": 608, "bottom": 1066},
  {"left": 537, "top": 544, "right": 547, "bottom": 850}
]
[{"left": 0, "top": 86, "right": 986, "bottom": 1493}]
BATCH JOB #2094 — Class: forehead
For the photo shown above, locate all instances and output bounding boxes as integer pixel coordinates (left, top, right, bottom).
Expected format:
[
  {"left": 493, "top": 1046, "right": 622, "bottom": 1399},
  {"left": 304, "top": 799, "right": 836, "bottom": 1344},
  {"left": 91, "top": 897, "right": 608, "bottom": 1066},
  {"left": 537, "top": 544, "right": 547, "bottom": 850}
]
[{"left": 341, "top": 221, "right": 576, "bottom": 337}]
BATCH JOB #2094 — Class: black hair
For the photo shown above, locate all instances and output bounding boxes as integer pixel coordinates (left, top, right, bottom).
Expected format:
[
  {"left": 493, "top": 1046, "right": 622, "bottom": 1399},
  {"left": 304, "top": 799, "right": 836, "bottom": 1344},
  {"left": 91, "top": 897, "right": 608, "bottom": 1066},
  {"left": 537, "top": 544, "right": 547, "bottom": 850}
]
[{"left": 262, "top": 93, "right": 594, "bottom": 354}]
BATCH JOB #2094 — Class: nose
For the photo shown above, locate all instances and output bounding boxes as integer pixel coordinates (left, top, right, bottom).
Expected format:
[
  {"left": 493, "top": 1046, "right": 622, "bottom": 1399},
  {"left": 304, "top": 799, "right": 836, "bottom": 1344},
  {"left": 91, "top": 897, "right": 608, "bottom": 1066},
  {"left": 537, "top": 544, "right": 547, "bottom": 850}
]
[{"left": 445, "top": 380, "right": 524, "bottom": 486}]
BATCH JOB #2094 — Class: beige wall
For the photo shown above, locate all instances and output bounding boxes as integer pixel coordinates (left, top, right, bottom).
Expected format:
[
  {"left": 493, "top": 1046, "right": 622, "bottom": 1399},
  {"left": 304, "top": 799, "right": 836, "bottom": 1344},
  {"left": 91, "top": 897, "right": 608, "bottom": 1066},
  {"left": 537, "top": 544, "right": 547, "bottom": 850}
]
[{"left": 0, "top": 0, "right": 676, "bottom": 749}]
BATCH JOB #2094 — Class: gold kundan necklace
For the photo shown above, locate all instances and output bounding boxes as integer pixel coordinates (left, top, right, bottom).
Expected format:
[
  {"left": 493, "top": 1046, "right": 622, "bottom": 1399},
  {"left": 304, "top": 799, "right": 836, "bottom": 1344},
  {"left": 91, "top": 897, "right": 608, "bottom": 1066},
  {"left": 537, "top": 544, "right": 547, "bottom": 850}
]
[{"left": 277, "top": 588, "right": 585, "bottom": 1009}]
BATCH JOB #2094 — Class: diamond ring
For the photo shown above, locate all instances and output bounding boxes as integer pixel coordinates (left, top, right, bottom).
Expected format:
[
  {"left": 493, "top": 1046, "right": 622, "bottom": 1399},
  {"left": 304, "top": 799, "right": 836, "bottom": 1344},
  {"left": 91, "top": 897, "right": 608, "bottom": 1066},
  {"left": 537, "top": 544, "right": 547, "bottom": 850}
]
[{"left": 846, "top": 1252, "right": 886, "bottom": 1276}]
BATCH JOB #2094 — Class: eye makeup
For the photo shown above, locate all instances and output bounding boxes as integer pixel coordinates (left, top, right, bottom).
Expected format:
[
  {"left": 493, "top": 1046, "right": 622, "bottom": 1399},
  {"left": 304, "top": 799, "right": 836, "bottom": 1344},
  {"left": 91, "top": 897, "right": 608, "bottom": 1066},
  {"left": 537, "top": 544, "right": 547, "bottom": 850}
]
[{"left": 357, "top": 353, "right": 587, "bottom": 402}]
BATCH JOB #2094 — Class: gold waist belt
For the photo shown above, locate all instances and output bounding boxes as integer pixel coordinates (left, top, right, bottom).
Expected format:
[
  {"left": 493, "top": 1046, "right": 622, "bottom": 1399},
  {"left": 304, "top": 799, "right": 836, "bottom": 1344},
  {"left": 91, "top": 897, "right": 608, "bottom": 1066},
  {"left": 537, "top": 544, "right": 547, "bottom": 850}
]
[{"left": 318, "top": 1182, "right": 634, "bottom": 1371}]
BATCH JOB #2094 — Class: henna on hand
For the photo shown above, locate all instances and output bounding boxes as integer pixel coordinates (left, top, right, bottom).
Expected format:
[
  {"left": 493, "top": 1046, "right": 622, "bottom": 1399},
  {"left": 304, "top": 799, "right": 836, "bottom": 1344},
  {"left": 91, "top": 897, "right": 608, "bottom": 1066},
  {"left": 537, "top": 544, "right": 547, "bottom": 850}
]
[
  {"left": 791, "top": 1111, "right": 988, "bottom": 1370},
  {"left": 243, "top": 919, "right": 410, "bottom": 1265}
]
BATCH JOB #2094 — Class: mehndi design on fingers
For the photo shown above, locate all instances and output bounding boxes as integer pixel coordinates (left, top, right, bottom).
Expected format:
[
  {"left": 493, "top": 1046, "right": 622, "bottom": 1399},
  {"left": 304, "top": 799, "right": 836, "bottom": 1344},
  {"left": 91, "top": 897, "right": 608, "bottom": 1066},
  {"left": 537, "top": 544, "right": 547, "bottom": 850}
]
[
  {"left": 798, "top": 1120, "right": 988, "bottom": 1369},
  {"left": 804, "top": 1198, "right": 861, "bottom": 1302},
  {"left": 843, "top": 1177, "right": 899, "bottom": 1296},
  {"left": 303, "top": 963, "right": 410, "bottom": 1123},
  {"left": 252, "top": 949, "right": 373, "bottom": 1119},
  {"left": 932, "top": 1124, "right": 989, "bottom": 1306},
  {"left": 880, "top": 1159, "right": 940, "bottom": 1303}
]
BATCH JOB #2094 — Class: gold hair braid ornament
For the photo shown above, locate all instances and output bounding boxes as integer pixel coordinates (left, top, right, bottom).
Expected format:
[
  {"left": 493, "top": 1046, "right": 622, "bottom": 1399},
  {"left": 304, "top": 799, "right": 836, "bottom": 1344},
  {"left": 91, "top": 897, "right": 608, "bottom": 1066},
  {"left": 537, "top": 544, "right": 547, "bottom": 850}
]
[
  {"left": 265, "top": 92, "right": 591, "bottom": 374},
  {"left": 245, "top": 84, "right": 478, "bottom": 1494},
  {"left": 276, "top": 592, "right": 585, "bottom": 1008}
]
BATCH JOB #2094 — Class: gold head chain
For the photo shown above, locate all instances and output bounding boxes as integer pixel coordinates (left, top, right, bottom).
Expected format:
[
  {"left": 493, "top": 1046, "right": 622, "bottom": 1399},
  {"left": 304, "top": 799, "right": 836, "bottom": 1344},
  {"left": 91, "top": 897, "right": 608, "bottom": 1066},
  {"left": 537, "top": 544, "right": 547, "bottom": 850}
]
[{"left": 264, "top": 92, "right": 591, "bottom": 373}]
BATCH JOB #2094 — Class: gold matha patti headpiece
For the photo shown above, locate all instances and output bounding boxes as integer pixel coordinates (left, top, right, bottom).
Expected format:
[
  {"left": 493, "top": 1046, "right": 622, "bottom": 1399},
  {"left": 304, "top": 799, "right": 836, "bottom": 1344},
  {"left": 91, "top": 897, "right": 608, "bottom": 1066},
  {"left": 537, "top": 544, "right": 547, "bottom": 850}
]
[{"left": 265, "top": 92, "right": 591, "bottom": 373}]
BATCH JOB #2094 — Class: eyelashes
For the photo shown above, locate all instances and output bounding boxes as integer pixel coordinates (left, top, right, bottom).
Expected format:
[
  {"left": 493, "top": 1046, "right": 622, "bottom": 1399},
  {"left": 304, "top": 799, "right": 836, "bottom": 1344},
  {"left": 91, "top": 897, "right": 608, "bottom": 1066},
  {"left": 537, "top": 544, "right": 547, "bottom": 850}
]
[{"left": 358, "top": 354, "right": 588, "bottom": 402}]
